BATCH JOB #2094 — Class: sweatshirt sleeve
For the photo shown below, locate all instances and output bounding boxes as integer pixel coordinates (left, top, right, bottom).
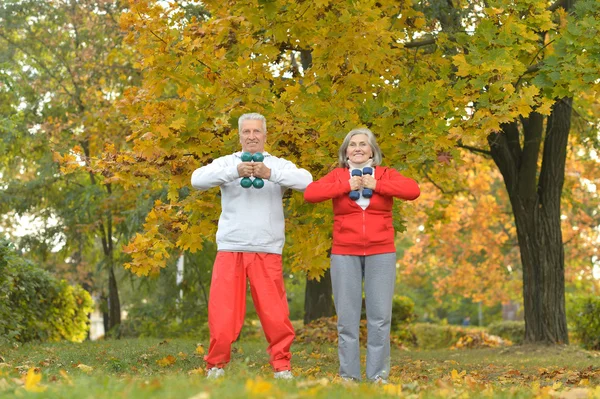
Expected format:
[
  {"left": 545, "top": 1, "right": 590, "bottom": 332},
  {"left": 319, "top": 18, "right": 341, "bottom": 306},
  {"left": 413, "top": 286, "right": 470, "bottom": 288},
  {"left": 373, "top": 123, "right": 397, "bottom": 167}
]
[
  {"left": 376, "top": 168, "right": 420, "bottom": 200},
  {"left": 304, "top": 169, "right": 351, "bottom": 203},
  {"left": 268, "top": 159, "right": 313, "bottom": 192},
  {"left": 191, "top": 156, "right": 240, "bottom": 191}
]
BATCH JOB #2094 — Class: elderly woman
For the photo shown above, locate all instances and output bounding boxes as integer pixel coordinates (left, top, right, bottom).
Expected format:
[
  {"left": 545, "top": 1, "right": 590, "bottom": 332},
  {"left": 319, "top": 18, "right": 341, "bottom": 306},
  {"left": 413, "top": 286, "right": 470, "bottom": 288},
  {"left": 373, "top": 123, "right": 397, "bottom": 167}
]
[{"left": 304, "top": 128, "right": 420, "bottom": 383}]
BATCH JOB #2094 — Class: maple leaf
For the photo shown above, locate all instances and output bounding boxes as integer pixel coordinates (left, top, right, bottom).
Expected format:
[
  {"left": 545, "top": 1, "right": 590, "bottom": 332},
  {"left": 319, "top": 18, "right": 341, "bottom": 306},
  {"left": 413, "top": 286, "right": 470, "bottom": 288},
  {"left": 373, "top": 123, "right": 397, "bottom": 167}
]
[
  {"left": 156, "top": 355, "right": 176, "bottom": 367},
  {"left": 23, "top": 368, "right": 46, "bottom": 392}
]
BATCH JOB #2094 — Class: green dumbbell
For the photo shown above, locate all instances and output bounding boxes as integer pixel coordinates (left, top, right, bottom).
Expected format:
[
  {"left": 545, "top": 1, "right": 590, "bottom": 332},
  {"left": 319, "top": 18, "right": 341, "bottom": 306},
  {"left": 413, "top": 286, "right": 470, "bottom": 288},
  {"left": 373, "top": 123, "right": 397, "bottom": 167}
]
[
  {"left": 240, "top": 177, "right": 253, "bottom": 188},
  {"left": 241, "top": 152, "right": 253, "bottom": 162},
  {"left": 252, "top": 152, "right": 264, "bottom": 188},
  {"left": 239, "top": 152, "right": 265, "bottom": 189}
]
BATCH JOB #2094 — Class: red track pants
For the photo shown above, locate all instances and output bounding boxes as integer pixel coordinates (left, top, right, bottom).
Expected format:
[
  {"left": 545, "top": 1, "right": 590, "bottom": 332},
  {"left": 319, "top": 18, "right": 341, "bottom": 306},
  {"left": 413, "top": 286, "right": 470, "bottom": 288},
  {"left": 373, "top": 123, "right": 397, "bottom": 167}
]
[{"left": 204, "top": 251, "right": 295, "bottom": 371}]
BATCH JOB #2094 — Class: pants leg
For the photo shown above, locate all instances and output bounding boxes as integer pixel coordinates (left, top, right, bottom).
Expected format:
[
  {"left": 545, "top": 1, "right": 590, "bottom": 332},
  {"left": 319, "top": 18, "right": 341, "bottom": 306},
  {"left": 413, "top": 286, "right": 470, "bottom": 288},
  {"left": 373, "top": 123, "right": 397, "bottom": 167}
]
[
  {"left": 364, "top": 253, "right": 396, "bottom": 380},
  {"left": 205, "top": 252, "right": 247, "bottom": 369},
  {"left": 247, "top": 252, "right": 295, "bottom": 371},
  {"left": 330, "top": 254, "right": 364, "bottom": 381}
]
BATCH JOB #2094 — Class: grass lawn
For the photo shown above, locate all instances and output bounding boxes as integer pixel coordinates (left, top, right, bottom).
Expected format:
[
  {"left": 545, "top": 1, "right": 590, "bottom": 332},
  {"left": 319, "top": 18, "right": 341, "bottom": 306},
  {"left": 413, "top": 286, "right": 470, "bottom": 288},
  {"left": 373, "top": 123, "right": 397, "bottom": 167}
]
[{"left": 1, "top": 337, "right": 599, "bottom": 398}]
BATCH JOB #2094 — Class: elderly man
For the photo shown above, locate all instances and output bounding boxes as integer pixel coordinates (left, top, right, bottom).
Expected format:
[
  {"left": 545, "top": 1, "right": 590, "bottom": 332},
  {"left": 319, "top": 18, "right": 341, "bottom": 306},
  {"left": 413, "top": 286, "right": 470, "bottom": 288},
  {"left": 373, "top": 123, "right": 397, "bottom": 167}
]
[{"left": 191, "top": 112, "right": 312, "bottom": 380}]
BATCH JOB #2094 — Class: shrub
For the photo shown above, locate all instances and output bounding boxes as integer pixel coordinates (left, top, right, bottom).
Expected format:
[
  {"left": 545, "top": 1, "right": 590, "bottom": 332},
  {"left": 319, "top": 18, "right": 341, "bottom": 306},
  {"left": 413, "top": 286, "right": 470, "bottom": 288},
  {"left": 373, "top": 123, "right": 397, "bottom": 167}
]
[
  {"left": 487, "top": 321, "right": 525, "bottom": 345},
  {"left": 0, "top": 239, "right": 93, "bottom": 343},
  {"left": 410, "top": 323, "right": 467, "bottom": 349},
  {"left": 391, "top": 295, "right": 416, "bottom": 330},
  {"left": 570, "top": 296, "right": 600, "bottom": 350}
]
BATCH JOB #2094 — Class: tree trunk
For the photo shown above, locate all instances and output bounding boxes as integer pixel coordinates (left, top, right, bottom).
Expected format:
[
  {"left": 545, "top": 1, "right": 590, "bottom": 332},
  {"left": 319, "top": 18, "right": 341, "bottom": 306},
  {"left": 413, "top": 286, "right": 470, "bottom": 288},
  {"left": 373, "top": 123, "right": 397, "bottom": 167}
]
[
  {"left": 304, "top": 268, "right": 336, "bottom": 324},
  {"left": 107, "top": 264, "right": 121, "bottom": 336},
  {"left": 488, "top": 98, "right": 572, "bottom": 344}
]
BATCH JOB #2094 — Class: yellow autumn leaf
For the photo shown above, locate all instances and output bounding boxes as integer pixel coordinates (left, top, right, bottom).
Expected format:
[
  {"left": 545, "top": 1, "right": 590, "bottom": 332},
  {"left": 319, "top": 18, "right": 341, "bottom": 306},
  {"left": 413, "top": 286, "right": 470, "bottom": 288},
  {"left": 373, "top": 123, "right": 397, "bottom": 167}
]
[
  {"left": 76, "top": 364, "right": 94, "bottom": 374},
  {"left": 59, "top": 369, "right": 73, "bottom": 385},
  {"left": 450, "top": 369, "right": 466, "bottom": 381},
  {"left": 169, "top": 118, "right": 186, "bottom": 130},
  {"left": 245, "top": 378, "right": 273, "bottom": 396},
  {"left": 23, "top": 368, "right": 46, "bottom": 392},
  {"left": 383, "top": 384, "right": 402, "bottom": 395},
  {"left": 156, "top": 355, "right": 176, "bottom": 367},
  {"left": 188, "top": 368, "right": 205, "bottom": 376},
  {"left": 195, "top": 345, "right": 205, "bottom": 355},
  {"left": 156, "top": 124, "right": 171, "bottom": 138}
]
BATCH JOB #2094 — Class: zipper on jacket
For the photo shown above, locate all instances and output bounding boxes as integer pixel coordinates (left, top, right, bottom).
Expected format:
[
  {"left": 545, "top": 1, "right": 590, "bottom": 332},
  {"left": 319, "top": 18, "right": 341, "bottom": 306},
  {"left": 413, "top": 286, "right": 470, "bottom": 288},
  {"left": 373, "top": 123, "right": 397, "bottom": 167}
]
[{"left": 363, "top": 210, "right": 366, "bottom": 256}]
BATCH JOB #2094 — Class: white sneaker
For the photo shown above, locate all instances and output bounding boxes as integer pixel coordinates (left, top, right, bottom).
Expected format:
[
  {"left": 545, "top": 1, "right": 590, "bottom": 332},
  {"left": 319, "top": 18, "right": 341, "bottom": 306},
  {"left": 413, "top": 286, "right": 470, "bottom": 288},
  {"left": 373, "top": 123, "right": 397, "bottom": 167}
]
[
  {"left": 372, "top": 375, "right": 388, "bottom": 384},
  {"left": 206, "top": 367, "right": 224, "bottom": 379},
  {"left": 274, "top": 370, "right": 293, "bottom": 380}
]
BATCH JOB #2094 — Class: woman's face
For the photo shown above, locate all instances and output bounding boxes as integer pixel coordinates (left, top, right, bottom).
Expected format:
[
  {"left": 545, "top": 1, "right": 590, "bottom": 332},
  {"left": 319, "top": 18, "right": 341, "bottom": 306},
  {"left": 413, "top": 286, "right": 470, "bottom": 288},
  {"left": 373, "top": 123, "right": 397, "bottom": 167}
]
[{"left": 346, "top": 134, "right": 373, "bottom": 164}]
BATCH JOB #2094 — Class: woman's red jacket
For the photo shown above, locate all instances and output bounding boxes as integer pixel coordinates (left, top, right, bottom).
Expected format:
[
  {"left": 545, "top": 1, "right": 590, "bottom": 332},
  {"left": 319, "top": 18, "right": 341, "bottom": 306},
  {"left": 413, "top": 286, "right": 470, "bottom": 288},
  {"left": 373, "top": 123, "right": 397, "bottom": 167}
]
[{"left": 303, "top": 166, "right": 420, "bottom": 256}]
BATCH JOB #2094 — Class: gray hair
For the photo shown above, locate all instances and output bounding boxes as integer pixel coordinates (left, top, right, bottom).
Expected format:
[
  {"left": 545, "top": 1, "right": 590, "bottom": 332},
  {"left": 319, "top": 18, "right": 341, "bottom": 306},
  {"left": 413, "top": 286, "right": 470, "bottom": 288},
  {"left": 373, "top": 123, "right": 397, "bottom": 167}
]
[
  {"left": 337, "top": 127, "right": 383, "bottom": 167},
  {"left": 238, "top": 113, "right": 267, "bottom": 134}
]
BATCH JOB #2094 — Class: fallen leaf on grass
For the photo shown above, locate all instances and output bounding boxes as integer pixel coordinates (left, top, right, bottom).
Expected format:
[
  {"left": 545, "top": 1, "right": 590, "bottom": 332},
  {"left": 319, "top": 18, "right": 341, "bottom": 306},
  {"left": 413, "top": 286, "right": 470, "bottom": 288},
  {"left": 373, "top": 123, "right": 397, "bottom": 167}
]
[
  {"left": 450, "top": 369, "right": 466, "bottom": 382},
  {"left": 0, "top": 378, "right": 10, "bottom": 391},
  {"left": 156, "top": 355, "right": 176, "bottom": 367},
  {"left": 23, "top": 367, "right": 46, "bottom": 392},
  {"left": 557, "top": 388, "right": 595, "bottom": 399},
  {"left": 195, "top": 345, "right": 205, "bottom": 355},
  {"left": 178, "top": 352, "right": 188, "bottom": 360},
  {"left": 188, "top": 368, "right": 204, "bottom": 375},
  {"left": 76, "top": 364, "right": 94, "bottom": 374},
  {"left": 60, "top": 370, "right": 73, "bottom": 385},
  {"left": 246, "top": 378, "right": 273, "bottom": 396},
  {"left": 383, "top": 384, "right": 402, "bottom": 395},
  {"left": 296, "top": 378, "right": 329, "bottom": 388}
]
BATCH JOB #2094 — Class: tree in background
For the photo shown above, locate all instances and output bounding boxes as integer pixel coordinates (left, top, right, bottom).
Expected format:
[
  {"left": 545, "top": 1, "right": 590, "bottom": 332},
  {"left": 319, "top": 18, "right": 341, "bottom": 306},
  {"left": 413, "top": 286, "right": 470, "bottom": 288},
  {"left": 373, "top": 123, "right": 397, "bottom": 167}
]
[
  {"left": 110, "top": 0, "right": 600, "bottom": 341},
  {"left": 0, "top": 0, "right": 142, "bottom": 335}
]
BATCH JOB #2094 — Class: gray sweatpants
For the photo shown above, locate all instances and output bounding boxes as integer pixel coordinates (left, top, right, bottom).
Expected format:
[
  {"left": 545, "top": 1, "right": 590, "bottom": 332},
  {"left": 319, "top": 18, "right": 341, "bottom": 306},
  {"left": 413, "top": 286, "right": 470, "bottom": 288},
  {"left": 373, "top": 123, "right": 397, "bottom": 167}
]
[{"left": 330, "top": 253, "right": 396, "bottom": 381}]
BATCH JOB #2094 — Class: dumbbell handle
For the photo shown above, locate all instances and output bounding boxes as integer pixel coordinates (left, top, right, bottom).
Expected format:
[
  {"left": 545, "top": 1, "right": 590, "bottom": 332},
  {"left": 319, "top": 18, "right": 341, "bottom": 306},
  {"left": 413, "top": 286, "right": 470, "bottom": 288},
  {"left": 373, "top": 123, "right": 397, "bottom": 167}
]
[
  {"left": 362, "top": 167, "right": 374, "bottom": 198},
  {"left": 349, "top": 169, "right": 362, "bottom": 200}
]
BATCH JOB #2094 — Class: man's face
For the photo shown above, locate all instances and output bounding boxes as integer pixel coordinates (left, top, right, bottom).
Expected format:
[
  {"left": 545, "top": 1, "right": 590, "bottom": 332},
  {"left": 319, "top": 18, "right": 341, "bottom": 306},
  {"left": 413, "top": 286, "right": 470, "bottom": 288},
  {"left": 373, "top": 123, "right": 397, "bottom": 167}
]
[{"left": 240, "top": 119, "right": 266, "bottom": 153}]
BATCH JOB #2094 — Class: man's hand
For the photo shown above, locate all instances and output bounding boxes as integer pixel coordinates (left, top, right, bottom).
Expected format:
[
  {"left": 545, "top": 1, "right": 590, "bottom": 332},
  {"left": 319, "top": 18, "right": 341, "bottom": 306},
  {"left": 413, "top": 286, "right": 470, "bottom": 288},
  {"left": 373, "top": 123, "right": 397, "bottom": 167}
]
[
  {"left": 252, "top": 162, "right": 271, "bottom": 179},
  {"left": 362, "top": 175, "right": 377, "bottom": 190},
  {"left": 349, "top": 176, "right": 362, "bottom": 191},
  {"left": 237, "top": 162, "right": 254, "bottom": 177}
]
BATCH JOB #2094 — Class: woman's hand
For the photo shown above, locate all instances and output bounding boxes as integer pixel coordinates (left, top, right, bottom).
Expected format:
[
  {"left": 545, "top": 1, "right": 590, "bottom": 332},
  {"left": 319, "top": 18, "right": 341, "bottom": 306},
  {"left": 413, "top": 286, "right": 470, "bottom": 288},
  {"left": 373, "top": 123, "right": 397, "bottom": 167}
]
[
  {"left": 362, "top": 175, "right": 377, "bottom": 190},
  {"left": 349, "top": 176, "right": 362, "bottom": 191}
]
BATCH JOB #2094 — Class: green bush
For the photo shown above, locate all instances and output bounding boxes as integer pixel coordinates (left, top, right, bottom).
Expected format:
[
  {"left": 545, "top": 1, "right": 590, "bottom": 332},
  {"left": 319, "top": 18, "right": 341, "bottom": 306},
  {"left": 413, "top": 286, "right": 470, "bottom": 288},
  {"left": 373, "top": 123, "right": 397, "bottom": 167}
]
[
  {"left": 570, "top": 296, "right": 600, "bottom": 350},
  {"left": 410, "top": 323, "right": 469, "bottom": 349},
  {"left": 0, "top": 239, "right": 93, "bottom": 343},
  {"left": 120, "top": 299, "right": 209, "bottom": 339},
  {"left": 120, "top": 248, "right": 214, "bottom": 339},
  {"left": 391, "top": 295, "right": 416, "bottom": 329},
  {"left": 390, "top": 295, "right": 417, "bottom": 345},
  {"left": 487, "top": 320, "right": 525, "bottom": 345}
]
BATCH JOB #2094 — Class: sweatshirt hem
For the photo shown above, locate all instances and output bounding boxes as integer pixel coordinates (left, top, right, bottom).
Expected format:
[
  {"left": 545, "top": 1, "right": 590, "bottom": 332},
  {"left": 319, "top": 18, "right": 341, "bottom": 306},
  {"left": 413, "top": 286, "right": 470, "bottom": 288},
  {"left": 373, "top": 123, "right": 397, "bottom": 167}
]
[
  {"left": 331, "top": 244, "right": 396, "bottom": 256},
  {"left": 217, "top": 244, "right": 284, "bottom": 255}
]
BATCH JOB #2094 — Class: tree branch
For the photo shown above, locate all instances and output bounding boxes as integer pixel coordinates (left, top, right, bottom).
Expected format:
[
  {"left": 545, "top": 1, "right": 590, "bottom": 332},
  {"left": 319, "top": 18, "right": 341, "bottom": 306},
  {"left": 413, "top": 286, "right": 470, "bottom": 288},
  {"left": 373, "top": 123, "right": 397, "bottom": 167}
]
[
  {"left": 548, "top": 0, "right": 571, "bottom": 12},
  {"left": 404, "top": 38, "right": 436, "bottom": 49},
  {"left": 457, "top": 142, "right": 492, "bottom": 157}
]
